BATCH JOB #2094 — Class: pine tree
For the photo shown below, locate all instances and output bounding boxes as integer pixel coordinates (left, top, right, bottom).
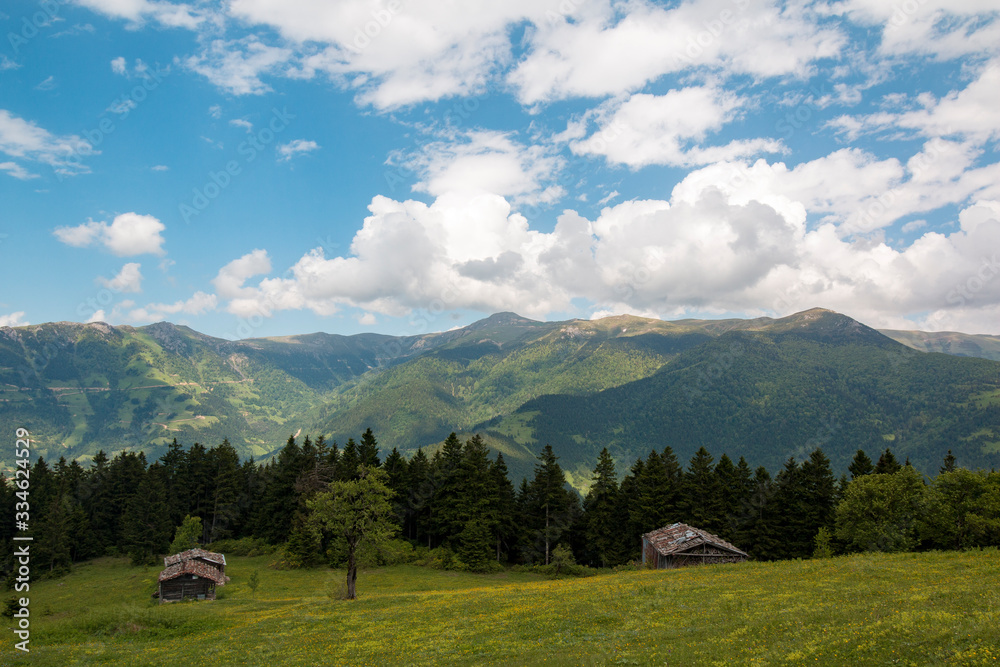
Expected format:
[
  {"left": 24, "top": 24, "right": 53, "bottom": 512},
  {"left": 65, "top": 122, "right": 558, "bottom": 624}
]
[
  {"left": 873, "top": 448, "right": 902, "bottom": 475},
  {"left": 339, "top": 438, "right": 360, "bottom": 481},
  {"left": 254, "top": 436, "right": 306, "bottom": 543},
  {"left": 382, "top": 447, "right": 409, "bottom": 527},
  {"left": 528, "top": 445, "right": 574, "bottom": 565},
  {"left": 800, "top": 448, "right": 837, "bottom": 549},
  {"left": 206, "top": 439, "right": 243, "bottom": 543},
  {"left": 488, "top": 453, "right": 518, "bottom": 563},
  {"left": 405, "top": 448, "right": 433, "bottom": 544},
  {"left": 683, "top": 447, "right": 723, "bottom": 533},
  {"left": 617, "top": 457, "right": 645, "bottom": 562},
  {"left": 582, "top": 448, "right": 621, "bottom": 567},
  {"left": 429, "top": 433, "right": 465, "bottom": 546},
  {"left": 358, "top": 428, "right": 382, "bottom": 468},
  {"left": 770, "top": 457, "right": 811, "bottom": 559},
  {"left": 742, "top": 466, "right": 780, "bottom": 560},
  {"left": 122, "top": 465, "right": 171, "bottom": 565},
  {"left": 848, "top": 449, "right": 874, "bottom": 479},
  {"left": 940, "top": 450, "right": 958, "bottom": 474}
]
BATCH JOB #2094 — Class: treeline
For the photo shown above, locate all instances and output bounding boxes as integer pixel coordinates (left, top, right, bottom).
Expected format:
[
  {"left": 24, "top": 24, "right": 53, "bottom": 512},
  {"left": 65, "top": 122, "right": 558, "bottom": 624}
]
[{"left": 2, "top": 432, "right": 999, "bottom": 581}]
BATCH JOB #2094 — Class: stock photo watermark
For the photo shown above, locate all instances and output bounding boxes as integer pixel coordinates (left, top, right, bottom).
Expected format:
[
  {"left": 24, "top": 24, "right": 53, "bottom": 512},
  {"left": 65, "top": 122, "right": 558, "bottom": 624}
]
[{"left": 179, "top": 107, "right": 295, "bottom": 223}]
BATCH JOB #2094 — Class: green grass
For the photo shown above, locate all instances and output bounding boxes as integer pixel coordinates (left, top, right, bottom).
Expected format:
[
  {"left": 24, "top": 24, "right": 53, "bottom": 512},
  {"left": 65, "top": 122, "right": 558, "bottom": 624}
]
[{"left": 6, "top": 550, "right": 999, "bottom": 665}]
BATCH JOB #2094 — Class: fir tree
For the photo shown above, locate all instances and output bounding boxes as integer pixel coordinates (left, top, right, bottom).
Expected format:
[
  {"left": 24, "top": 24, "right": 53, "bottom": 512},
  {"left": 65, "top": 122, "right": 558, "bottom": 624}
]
[
  {"left": 848, "top": 449, "right": 874, "bottom": 479},
  {"left": 582, "top": 448, "right": 621, "bottom": 567},
  {"left": 683, "top": 447, "right": 723, "bottom": 533},
  {"left": 873, "top": 448, "right": 902, "bottom": 475},
  {"left": 528, "top": 445, "right": 574, "bottom": 565},
  {"left": 940, "top": 450, "right": 958, "bottom": 474}
]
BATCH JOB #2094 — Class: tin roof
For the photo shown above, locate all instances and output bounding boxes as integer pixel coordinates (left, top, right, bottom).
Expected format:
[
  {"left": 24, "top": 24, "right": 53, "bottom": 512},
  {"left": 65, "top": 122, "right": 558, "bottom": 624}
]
[
  {"left": 163, "top": 548, "right": 227, "bottom": 568},
  {"left": 158, "top": 558, "right": 230, "bottom": 585},
  {"left": 642, "top": 522, "right": 748, "bottom": 558}
]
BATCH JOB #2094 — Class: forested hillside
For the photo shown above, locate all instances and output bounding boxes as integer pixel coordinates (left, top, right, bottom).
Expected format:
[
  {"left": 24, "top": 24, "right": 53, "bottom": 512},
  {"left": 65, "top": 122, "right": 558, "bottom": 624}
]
[
  {"left": 484, "top": 310, "right": 1000, "bottom": 480},
  {"left": 2, "top": 309, "right": 999, "bottom": 486}
]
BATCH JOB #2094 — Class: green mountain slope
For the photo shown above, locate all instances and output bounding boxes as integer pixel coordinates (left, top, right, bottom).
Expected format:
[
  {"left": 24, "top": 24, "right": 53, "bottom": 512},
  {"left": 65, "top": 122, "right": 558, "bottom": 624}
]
[
  {"left": 489, "top": 310, "right": 1000, "bottom": 481},
  {"left": 4, "top": 309, "right": 999, "bottom": 487},
  {"left": 0, "top": 320, "right": 459, "bottom": 465},
  {"left": 880, "top": 329, "right": 1000, "bottom": 361},
  {"left": 317, "top": 313, "right": 710, "bottom": 453}
]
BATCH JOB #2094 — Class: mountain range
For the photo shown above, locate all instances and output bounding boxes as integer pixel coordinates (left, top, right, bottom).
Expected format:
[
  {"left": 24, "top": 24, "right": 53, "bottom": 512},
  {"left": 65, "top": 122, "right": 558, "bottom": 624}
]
[{"left": 2, "top": 309, "right": 998, "bottom": 489}]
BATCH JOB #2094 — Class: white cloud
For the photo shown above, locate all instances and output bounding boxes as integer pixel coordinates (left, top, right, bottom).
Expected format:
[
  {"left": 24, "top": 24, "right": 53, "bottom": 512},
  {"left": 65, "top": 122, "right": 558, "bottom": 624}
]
[
  {"left": 126, "top": 291, "right": 218, "bottom": 323},
  {"left": 208, "top": 104, "right": 222, "bottom": 119},
  {"left": 53, "top": 212, "right": 167, "bottom": 256},
  {"left": 227, "top": 0, "right": 546, "bottom": 108},
  {"left": 184, "top": 36, "right": 294, "bottom": 95},
  {"left": 277, "top": 139, "right": 319, "bottom": 161},
  {"left": 0, "top": 312, "right": 28, "bottom": 327},
  {"left": 571, "top": 87, "right": 784, "bottom": 168},
  {"left": 35, "top": 76, "right": 57, "bottom": 91},
  {"left": 830, "top": 0, "right": 1000, "bottom": 60},
  {"left": 212, "top": 249, "right": 273, "bottom": 300},
  {"left": 213, "top": 187, "right": 1000, "bottom": 333},
  {"left": 74, "top": 0, "right": 206, "bottom": 30},
  {"left": 86, "top": 309, "right": 107, "bottom": 324},
  {"left": 97, "top": 262, "right": 143, "bottom": 293},
  {"left": 229, "top": 118, "right": 253, "bottom": 132},
  {"left": 393, "top": 130, "right": 565, "bottom": 205},
  {"left": 509, "top": 0, "right": 845, "bottom": 104},
  {"left": 0, "top": 55, "right": 19, "bottom": 71},
  {"left": 358, "top": 312, "right": 376, "bottom": 325},
  {"left": 828, "top": 61, "right": 1000, "bottom": 144},
  {"left": 0, "top": 161, "right": 38, "bottom": 180},
  {"left": 111, "top": 56, "right": 127, "bottom": 75},
  {"left": 597, "top": 190, "right": 620, "bottom": 206},
  {"left": 151, "top": 164, "right": 169, "bottom": 171},
  {"left": 0, "top": 109, "right": 95, "bottom": 177}
]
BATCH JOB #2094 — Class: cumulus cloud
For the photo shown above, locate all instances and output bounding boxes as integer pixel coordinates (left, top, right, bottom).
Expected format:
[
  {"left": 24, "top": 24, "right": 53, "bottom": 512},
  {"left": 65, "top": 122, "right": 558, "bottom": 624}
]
[
  {"left": 830, "top": 0, "right": 1000, "bottom": 60},
  {"left": 0, "top": 312, "right": 28, "bottom": 327},
  {"left": 392, "top": 130, "right": 565, "bottom": 205},
  {"left": 211, "top": 181, "right": 1000, "bottom": 333},
  {"left": 111, "top": 56, "right": 127, "bottom": 75},
  {"left": 509, "top": 0, "right": 845, "bottom": 104},
  {"left": 571, "top": 87, "right": 785, "bottom": 168},
  {"left": 97, "top": 262, "right": 144, "bottom": 293},
  {"left": 53, "top": 212, "right": 167, "bottom": 256},
  {"left": 212, "top": 249, "right": 273, "bottom": 314},
  {"left": 126, "top": 291, "right": 218, "bottom": 323}
]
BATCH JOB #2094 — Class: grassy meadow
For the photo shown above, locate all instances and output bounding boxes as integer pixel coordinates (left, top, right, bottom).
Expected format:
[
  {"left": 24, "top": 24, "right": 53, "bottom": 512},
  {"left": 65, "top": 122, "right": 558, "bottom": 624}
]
[{"left": 4, "top": 550, "right": 999, "bottom": 666}]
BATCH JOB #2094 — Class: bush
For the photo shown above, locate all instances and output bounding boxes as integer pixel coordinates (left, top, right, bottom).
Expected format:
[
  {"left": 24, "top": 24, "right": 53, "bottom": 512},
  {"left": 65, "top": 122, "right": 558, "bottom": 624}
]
[{"left": 206, "top": 538, "right": 277, "bottom": 557}]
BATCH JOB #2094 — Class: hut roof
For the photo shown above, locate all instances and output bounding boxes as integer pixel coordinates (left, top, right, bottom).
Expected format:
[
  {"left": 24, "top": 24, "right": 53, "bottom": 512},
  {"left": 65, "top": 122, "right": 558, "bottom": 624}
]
[
  {"left": 158, "top": 559, "right": 230, "bottom": 585},
  {"left": 643, "top": 522, "right": 748, "bottom": 558},
  {"left": 163, "top": 548, "right": 226, "bottom": 568}
]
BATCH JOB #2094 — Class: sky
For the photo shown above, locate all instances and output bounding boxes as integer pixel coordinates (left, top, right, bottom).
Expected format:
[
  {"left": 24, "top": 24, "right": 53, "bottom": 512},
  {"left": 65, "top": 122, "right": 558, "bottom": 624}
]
[{"left": 1, "top": 0, "right": 999, "bottom": 340}]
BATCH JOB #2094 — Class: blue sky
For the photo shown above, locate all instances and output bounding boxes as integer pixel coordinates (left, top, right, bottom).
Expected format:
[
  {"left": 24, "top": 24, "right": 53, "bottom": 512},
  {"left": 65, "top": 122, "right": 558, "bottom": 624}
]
[{"left": 1, "top": 0, "right": 999, "bottom": 338}]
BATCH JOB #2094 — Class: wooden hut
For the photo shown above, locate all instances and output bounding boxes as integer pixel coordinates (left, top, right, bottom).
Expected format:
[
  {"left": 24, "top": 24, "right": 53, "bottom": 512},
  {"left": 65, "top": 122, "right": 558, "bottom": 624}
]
[
  {"left": 641, "top": 522, "right": 748, "bottom": 569},
  {"left": 157, "top": 548, "right": 229, "bottom": 603}
]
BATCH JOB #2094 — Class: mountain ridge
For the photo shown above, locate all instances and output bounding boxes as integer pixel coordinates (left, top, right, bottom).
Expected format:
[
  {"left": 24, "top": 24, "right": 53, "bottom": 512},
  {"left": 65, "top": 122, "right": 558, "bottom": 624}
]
[{"left": 2, "top": 309, "right": 998, "bottom": 488}]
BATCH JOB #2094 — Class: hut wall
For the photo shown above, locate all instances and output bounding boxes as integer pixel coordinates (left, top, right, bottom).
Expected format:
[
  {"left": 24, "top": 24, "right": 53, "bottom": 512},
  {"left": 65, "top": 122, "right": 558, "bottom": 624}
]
[{"left": 159, "top": 576, "right": 216, "bottom": 603}]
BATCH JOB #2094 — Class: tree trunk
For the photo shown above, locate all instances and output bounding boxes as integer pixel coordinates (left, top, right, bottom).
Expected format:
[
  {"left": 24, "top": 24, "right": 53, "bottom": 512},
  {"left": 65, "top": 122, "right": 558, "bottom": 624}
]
[
  {"left": 545, "top": 503, "right": 550, "bottom": 565},
  {"left": 346, "top": 537, "right": 358, "bottom": 600}
]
